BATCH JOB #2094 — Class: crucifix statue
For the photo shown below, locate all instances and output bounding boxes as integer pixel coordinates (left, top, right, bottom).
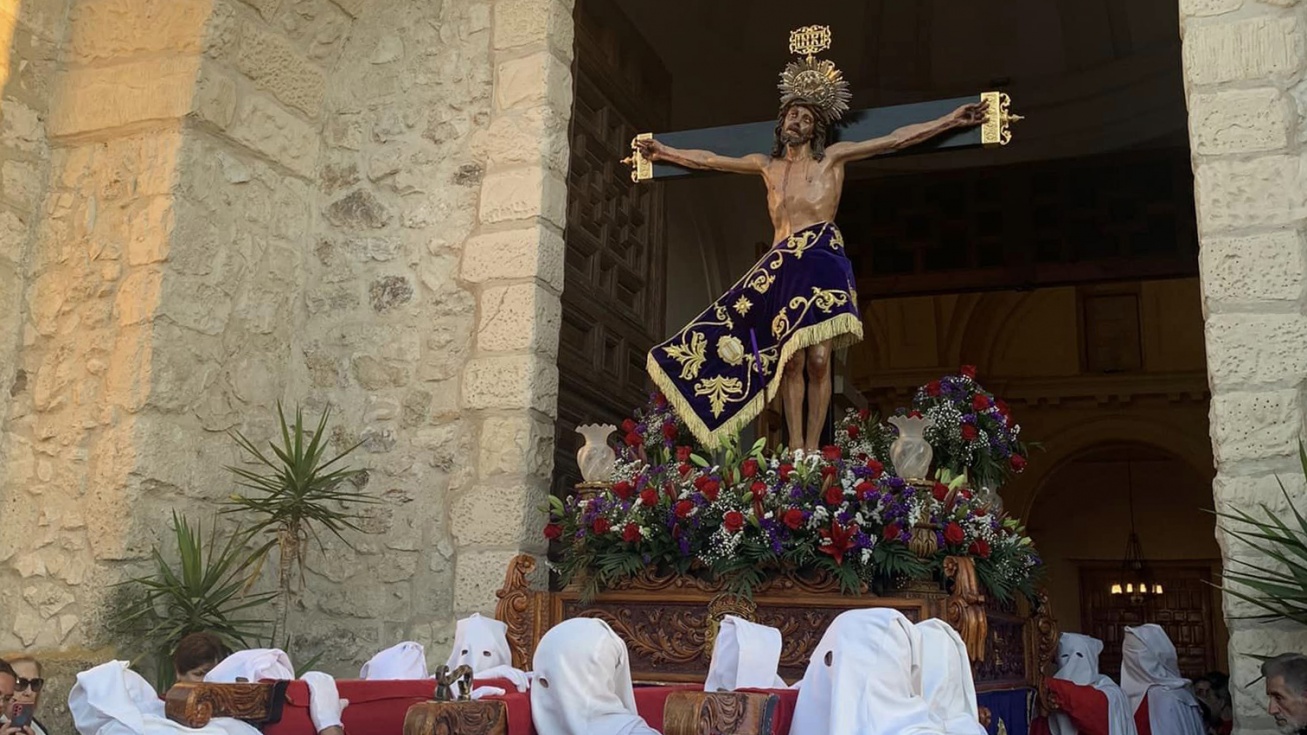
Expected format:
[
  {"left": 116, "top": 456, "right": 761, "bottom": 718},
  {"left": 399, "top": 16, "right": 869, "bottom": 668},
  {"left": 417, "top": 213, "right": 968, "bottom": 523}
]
[{"left": 631, "top": 26, "right": 1020, "bottom": 452}]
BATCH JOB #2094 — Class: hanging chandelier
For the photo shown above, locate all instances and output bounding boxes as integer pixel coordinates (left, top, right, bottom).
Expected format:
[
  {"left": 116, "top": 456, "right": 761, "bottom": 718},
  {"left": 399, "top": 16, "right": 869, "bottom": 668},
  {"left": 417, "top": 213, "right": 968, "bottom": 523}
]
[{"left": 1109, "top": 462, "right": 1163, "bottom": 602}]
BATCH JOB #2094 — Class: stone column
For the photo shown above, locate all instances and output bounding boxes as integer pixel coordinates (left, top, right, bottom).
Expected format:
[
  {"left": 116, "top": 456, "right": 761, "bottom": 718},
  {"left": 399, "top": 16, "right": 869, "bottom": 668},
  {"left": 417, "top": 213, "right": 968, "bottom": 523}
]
[
  {"left": 1182, "top": 1, "right": 1307, "bottom": 731},
  {"left": 452, "top": 0, "right": 574, "bottom": 613}
]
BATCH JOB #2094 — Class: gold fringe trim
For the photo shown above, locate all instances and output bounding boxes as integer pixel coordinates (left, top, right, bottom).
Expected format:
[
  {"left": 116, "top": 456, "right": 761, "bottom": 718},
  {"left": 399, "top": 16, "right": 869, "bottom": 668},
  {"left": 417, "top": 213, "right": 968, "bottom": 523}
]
[{"left": 647, "top": 313, "right": 864, "bottom": 449}]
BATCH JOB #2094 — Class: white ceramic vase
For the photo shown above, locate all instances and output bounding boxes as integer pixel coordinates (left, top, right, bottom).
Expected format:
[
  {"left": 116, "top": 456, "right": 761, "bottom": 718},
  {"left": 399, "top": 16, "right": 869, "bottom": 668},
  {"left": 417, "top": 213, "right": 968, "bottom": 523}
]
[
  {"left": 575, "top": 423, "right": 617, "bottom": 483},
  {"left": 888, "top": 415, "right": 935, "bottom": 481}
]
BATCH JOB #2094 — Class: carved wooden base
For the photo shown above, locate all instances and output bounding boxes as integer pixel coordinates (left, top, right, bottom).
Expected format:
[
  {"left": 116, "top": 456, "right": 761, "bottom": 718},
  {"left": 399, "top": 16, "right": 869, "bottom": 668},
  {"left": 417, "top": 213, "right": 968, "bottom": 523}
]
[
  {"left": 402, "top": 700, "right": 508, "bottom": 735},
  {"left": 662, "top": 691, "right": 778, "bottom": 735},
  {"left": 164, "top": 681, "right": 286, "bottom": 729}
]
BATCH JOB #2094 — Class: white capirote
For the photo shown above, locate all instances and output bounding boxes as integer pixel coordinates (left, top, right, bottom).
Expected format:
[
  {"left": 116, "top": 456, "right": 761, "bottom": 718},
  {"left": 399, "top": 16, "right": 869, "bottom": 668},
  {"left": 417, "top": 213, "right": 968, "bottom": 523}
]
[
  {"left": 1120, "top": 624, "right": 1204, "bottom": 735},
  {"left": 704, "top": 615, "right": 788, "bottom": 692},
  {"left": 530, "top": 617, "right": 658, "bottom": 735},
  {"left": 917, "top": 618, "right": 987, "bottom": 735}
]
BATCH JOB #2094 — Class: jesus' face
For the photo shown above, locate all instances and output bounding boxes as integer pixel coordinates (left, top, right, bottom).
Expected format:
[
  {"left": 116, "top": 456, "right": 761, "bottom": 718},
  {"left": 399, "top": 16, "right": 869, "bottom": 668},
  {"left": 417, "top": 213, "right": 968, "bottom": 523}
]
[{"left": 782, "top": 104, "right": 816, "bottom": 146}]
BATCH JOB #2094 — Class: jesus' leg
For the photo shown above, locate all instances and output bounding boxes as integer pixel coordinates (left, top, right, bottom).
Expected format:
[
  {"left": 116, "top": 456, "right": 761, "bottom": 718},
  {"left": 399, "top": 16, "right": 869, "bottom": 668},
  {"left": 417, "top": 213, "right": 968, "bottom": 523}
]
[
  {"left": 804, "top": 341, "right": 833, "bottom": 452},
  {"left": 782, "top": 348, "right": 808, "bottom": 451}
]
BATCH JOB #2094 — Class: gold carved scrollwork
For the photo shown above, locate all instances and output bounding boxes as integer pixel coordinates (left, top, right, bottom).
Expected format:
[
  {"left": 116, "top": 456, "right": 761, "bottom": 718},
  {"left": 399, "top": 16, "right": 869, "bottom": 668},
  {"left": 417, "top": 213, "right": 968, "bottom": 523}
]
[
  {"left": 944, "top": 556, "right": 988, "bottom": 662},
  {"left": 621, "top": 133, "right": 653, "bottom": 182},
  {"left": 980, "top": 92, "right": 1023, "bottom": 147}
]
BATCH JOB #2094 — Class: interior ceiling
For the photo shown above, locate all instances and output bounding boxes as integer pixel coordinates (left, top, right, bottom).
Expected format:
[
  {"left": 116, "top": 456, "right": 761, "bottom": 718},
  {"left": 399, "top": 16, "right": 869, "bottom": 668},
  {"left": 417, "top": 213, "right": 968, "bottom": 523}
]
[{"left": 611, "top": 0, "right": 1189, "bottom": 172}]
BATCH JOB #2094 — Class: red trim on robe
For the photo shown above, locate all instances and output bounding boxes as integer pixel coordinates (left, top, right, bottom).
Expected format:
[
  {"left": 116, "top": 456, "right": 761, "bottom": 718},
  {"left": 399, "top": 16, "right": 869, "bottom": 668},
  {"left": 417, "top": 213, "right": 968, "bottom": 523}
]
[{"left": 1046, "top": 678, "right": 1112, "bottom": 735}]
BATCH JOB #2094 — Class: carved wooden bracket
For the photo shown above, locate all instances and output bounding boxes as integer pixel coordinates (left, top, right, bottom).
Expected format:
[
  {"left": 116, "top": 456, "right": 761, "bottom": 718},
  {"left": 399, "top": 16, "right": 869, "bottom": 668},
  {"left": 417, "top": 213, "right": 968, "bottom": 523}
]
[
  {"left": 662, "top": 691, "right": 778, "bottom": 735},
  {"left": 402, "top": 700, "right": 508, "bottom": 735},
  {"left": 493, "top": 553, "right": 548, "bottom": 670},
  {"left": 944, "top": 556, "right": 988, "bottom": 662},
  {"left": 164, "top": 681, "right": 287, "bottom": 729}
]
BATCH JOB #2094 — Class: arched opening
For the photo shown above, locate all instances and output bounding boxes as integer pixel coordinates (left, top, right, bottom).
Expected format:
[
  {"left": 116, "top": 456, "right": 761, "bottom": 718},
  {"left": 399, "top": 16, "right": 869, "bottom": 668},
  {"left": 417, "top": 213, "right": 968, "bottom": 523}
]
[{"left": 1026, "top": 442, "right": 1224, "bottom": 679}]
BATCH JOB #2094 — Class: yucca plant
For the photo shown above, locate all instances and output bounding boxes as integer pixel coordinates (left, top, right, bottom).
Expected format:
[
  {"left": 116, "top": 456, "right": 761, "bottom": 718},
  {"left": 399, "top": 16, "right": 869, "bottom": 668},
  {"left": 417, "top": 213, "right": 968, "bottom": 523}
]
[
  {"left": 224, "top": 402, "right": 374, "bottom": 643},
  {"left": 108, "top": 512, "right": 273, "bottom": 691},
  {"left": 1214, "top": 443, "right": 1307, "bottom": 625}
]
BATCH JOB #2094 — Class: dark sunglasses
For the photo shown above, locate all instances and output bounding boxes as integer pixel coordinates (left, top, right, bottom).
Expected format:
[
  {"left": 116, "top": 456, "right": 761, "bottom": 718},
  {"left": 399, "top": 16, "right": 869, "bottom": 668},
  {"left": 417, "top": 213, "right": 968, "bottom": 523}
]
[{"left": 15, "top": 677, "right": 43, "bottom": 692}]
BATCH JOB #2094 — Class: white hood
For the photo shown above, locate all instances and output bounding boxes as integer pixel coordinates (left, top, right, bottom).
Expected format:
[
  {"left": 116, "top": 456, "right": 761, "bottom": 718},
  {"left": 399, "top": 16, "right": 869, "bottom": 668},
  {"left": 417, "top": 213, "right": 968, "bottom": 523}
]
[
  {"left": 1120, "top": 625, "right": 1204, "bottom": 735},
  {"left": 203, "top": 649, "right": 294, "bottom": 683},
  {"left": 69, "top": 660, "right": 261, "bottom": 735},
  {"left": 917, "top": 619, "right": 987, "bottom": 735},
  {"left": 361, "top": 641, "right": 428, "bottom": 680},
  {"left": 704, "top": 615, "right": 788, "bottom": 691},
  {"left": 530, "top": 618, "right": 658, "bottom": 735}
]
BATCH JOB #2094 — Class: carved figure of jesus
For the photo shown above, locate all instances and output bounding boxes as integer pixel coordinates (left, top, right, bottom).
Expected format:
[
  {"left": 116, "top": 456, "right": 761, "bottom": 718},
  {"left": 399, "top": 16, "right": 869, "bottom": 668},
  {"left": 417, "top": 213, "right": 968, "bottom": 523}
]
[{"left": 638, "top": 99, "right": 987, "bottom": 451}]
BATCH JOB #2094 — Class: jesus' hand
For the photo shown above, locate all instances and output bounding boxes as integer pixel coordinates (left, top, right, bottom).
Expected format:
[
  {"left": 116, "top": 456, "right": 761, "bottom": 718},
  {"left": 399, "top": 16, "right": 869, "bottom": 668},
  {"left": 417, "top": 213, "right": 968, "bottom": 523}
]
[
  {"left": 634, "top": 137, "right": 666, "bottom": 161},
  {"left": 948, "top": 100, "right": 989, "bottom": 128}
]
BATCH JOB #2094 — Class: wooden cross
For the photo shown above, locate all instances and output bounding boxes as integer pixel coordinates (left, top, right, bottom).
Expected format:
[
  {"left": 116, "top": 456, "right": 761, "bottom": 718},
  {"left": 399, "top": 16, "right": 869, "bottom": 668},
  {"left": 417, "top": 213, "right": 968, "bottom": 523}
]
[{"left": 623, "top": 92, "right": 1021, "bottom": 182}]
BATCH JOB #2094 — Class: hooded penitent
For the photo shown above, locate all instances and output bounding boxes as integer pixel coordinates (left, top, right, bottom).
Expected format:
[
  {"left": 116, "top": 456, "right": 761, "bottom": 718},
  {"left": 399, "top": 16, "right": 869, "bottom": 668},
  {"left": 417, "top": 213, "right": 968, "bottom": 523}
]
[
  {"left": 704, "top": 615, "right": 788, "bottom": 691},
  {"left": 445, "top": 613, "right": 530, "bottom": 693},
  {"left": 1051, "top": 633, "right": 1137, "bottom": 735},
  {"left": 530, "top": 618, "right": 659, "bottom": 735},
  {"left": 917, "top": 619, "right": 987, "bottom": 735},
  {"left": 69, "top": 660, "right": 262, "bottom": 735},
  {"left": 360, "top": 641, "right": 428, "bottom": 680},
  {"left": 1120, "top": 624, "right": 1204, "bottom": 735}
]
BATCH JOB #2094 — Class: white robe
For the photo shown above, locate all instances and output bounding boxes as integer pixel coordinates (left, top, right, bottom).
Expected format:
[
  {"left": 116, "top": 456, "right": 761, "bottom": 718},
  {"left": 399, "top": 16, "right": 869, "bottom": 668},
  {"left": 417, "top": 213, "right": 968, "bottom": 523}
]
[
  {"left": 361, "top": 641, "right": 428, "bottom": 680},
  {"left": 1120, "top": 625, "right": 1204, "bottom": 735},
  {"left": 790, "top": 608, "right": 945, "bottom": 735},
  {"left": 68, "top": 660, "right": 261, "bottom": 735},
  {"left": 704, "top": 615, "right": 788, "bottom": 692},
  {"left": 446, "top": 613, "right": 530, "bottom": 693},
  {"left": 1050, "top": 633, "right": 1137, "bottom": 735},
  {"left": 530, "top": 618, "right": 659, "bottom": 735},
  {"left": 203, "top": 649, "right": 294, "bottom": 683},
  {"left": 917, "top": 619, "right": 987, "bottom": 735}
]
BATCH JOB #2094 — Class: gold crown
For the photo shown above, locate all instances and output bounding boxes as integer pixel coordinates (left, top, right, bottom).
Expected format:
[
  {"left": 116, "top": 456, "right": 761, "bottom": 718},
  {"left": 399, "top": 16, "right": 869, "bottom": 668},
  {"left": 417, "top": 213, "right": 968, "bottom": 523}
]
[{"left": 778, "top": 25, "right": 851, "bottom": 122}]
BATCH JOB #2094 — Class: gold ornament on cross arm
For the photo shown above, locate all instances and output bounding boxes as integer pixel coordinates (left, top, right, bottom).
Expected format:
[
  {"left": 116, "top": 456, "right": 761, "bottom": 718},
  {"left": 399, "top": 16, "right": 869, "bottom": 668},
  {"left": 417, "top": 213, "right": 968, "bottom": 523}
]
[
  {"left": 980, "top": 91, "right": 1023, "bottom": 146},
  {"left": 621, "top": 133, "right": 653, "bottom": 183}
]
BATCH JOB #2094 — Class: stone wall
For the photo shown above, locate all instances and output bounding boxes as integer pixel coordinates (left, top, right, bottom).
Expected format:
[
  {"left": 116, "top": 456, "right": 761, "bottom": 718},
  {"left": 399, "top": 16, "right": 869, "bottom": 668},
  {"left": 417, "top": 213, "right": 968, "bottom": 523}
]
[
  {"left": 0, "top": 0, "right": 573, "bottom": 726},
  {"left": 1181, "top": 1, "right": 1307, "bottom": 732}
]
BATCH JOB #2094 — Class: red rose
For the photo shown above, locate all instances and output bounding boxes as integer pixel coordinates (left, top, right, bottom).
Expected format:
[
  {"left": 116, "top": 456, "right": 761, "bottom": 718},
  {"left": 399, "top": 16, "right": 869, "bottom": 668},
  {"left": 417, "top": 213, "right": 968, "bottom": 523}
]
[
  {"left": 969, "top": 539, "right": 992, "bottom": 558},
  {"left": 783, "top": 508, "right": 805, "bottom": 530},
  {"left": 723, "top": 510, "right": 745, "bottom": 534},
  {"left": 778, "top": 464, "right": 794, "bottom": 481},
  {"left": 593, "top": 517, "right": 611, "bottom": 534},
  {"left": 821, "top": 465, "right": 839, "bottom": 480},
  {"left": 996, "top": 399, "right": 1010, "bottom": 416},
  {"left": 676, "top": 445, "right": 692, "bottom": 462},
  {"left": 621, "top": 418, "right": 637, "bottom": 434},
  {"left": 543, "top": 523, "right": 562, "bottom": 540},
  {"left": 960, "top": 365, "right": 977, "bottom": 379},
  {"left": 623, "top": 523, "right": 641, "bottom": 543},
  {"left": 624, "top": 431, "right": 643, "bottom": 447},
  {"left": 654, "top": 392, "right": 668, "bottom": 408},
  {"left": 662, "top": 422, "right": 678, "bottom": 441},
  {"left": 675, "top": 499, "right": 694, "bottom": 519},
  {"left": 824, "top": 484, "right": 844, "bottom": 506},
  {"left": 1010, "top": 454, "right": 1027, "bottom": 472},
  {"left": 926, "top": 380, "right": 942, "bottom": 397},
  {"left": 693, "top": 475, "right": 708, "bottom": 490},
  {"left": 847, "top": 425, "right": 861, "bottom": 440},
  {"left": 700, "top": 479, "right": 721, "bottom": 502},
  {"left": 678, "top": 462, "right": 692, "bottom": 477},
  {"left": 858, "top": 408, "right": 871, "bottom": 421},
  {"left": 884, "top": 523, "right": 902, "bottom": 542},
  {"left": 961, "top": 424, "right": 979, "bottom": 441},
  {"left": 944, "top": 522, "right": 965, "bottom": 546},
  {"left": 741, "top": 458, "right": 759, "bottom": 478},
  {"left": 932, "top": 482, "right": 949, "bottom": 502},
  {"left": 611, "top": 481, "right": 633, "bottom": 500},
  {"left": 751, "top": 481, "right": 768, "bottom": 499},
  {"left": 866, "top": 459, "right": 884, "bottom": 478},
  {"left": 908, "top": 410, "right": 923, "bottom": 419},
  {"left": 855, "top": 481, "right": 876, "bottom": 501},
  {"left": 972, "top": 393, "right": 991, "bottom": 410},
  {"left": 821, "top": 445, "right": 842, "bottom": 462},
  {"left": 639, "top": 488, "right": 658, "bottom": 507}
]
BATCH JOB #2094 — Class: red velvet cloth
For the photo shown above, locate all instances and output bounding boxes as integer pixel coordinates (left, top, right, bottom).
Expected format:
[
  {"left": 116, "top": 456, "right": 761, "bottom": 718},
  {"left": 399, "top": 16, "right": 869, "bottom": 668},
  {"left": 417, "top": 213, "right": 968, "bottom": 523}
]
[
  {"left": 1135, "top": 692, "right": 1151, "bottom": 735},
  {"left": 1031, "top": 716, "right": 1053, "bottom": 735},
  {"left": 1046, "top": 678, "right": 1112, "bottom": 735}
]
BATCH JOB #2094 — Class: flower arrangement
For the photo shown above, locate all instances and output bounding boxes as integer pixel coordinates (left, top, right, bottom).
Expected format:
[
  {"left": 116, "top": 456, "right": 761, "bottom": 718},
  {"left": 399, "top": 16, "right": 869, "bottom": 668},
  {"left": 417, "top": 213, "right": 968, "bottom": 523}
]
[
  {"left": 544, "top": 378, "right": 1042, "bottom": 604},
  {"left": 909, "top": 365, "right": 1031, "bottom": 491}
]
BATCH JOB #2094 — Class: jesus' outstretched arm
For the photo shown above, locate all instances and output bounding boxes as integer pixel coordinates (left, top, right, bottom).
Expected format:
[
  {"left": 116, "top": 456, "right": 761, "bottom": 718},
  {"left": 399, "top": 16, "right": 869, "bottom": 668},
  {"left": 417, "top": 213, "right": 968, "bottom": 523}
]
[
  {"left": 633, "top": 139, "right": 767, "bottom": 175},
  {"left": 826, "top": 100, "right": 989, "bottom": 164}
]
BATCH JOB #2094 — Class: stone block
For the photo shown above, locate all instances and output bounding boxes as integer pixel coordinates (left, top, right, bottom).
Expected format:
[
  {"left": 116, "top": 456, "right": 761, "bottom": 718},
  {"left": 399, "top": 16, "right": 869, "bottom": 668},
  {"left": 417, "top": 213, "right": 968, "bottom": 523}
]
[
  {"left": 461, "top": 354, "right": 559, "bottom": 415},
  {"left": 478, "top": 414, "right": 555, "bottom": 479},
  {"left": 476, "top": 283, "right": 561, "bottom": 357},
  {"left": 1209, "top": 390, "right": 1302, "bottom": 464},
  {"left": 1188, "top": 88, "right": 1289, "bottom": 155},
  {"left": 0, "top": 0, "right": 67, "bottom": 41},
  {"left": 325, "top": 189, "right": 392, "bottom": 230},
  {"left": 0, "top": 98, "right": 45, "bottom": 154},
  {"left": 329, "top": 0, "right": 362, "bottom": 18},
  {"left": 450, "top": 483, "right": 547, "bottom": 547},
  {"left": 225, "top": 93, "right": 321, "bottom": 178},
  {"left": 235, "top": 19, "right": 327, "bottom": 116},
  {"left": 454, "top": 549, "right": 535, "bottom": 614},
  {"left": 1206, "top": 314, "right": 1307, "bottom": 387},
  {"left": 471, "top": 105, "right": 570, "bottom": 176},
  {"left": 1, "top": 159, "right": 41, "bottom": 211},
  {"left": 192, "top": 62, "right": 239, "bottom": 131},
  {"left": 1194, "top": 154, "right": 1307, "bottom": 233},
  {"left": 369, "top": 275, "right": 414, "bottom": 312},
  {"left": 66, "top": 0, "right": 211, "bottom": 63},
  {"left": 1179, "top": 0, "right": 1243, "bottom": 16},
  {"left": 160, "top": 276, "right": 234, "bottom": 335},
  {"left": 49, "top": 57, "right": 200, "bottom": 138},
  {"left": 1200, "top": 230, "right": 1305, "bottom": 304},
  {"left": 494, "top": 51, "right": 572, "bottom": 113},
  {"left": 1183, "top": 15, "right": 1305, "bottom": 86},
  {"left": 493, "top": 0, "right": 574, "bottom": 58},
  {"left": 478, "top": 166, "right": 567, "bottom": 228},
  {"left": 460, "top": 224, "right": 564, "bottom": 292}
]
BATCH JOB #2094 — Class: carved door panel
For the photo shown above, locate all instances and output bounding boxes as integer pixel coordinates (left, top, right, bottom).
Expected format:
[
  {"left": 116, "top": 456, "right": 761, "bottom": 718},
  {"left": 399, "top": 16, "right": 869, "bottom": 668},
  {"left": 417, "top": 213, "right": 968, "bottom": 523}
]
[
  {"left": 552, "top": 0, "right": 670, "bottom": 501},
  {"left": 1079, "top": 564, "right": 1216, "bottom": 679}
]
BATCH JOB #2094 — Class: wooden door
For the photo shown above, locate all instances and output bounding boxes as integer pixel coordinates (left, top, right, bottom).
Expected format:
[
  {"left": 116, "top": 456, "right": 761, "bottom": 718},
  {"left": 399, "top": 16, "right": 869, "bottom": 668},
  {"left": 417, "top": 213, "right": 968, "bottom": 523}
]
[
  {"left": 1079, "top": 564, "right": 1216, "bottom": 679},
  {"left": 552, "top": 0, "right": 671, "bottom": 501}
]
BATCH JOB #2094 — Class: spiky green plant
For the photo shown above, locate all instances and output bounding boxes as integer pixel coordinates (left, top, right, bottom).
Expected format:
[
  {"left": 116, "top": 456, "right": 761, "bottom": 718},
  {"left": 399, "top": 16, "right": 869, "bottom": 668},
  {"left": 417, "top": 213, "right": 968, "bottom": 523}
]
[
  {"left": 108, "top": 512, "right": 273, "bottom": 691},
  {"left": 1214, "top": 443, "right": 1307, "bottom": 625},
  {"left": 224, "top": 402, "right": 374, "bottom": 643}
]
